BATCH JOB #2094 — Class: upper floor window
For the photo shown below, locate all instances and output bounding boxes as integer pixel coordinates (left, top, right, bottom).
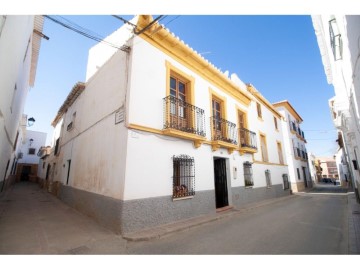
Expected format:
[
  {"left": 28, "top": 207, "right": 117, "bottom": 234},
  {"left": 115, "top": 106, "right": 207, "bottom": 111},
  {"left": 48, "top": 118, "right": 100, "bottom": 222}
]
[
  {"left": 256, "top": 102, "right": 262, "bottom": 119},
  {"left": 260, "top": 134, "right": 268, "bottom": 162},
  {"left": 329, "top": 18, "right": 342, "bottom": 61},
  {"left": 28, "top": 148, "right": 36, "bottom": 155},
  {"left": 277, "top": 142, "right": 284, "bottom": 164},
  {"left": 274, "top": 117, "right": 278, "bottom": 130}
]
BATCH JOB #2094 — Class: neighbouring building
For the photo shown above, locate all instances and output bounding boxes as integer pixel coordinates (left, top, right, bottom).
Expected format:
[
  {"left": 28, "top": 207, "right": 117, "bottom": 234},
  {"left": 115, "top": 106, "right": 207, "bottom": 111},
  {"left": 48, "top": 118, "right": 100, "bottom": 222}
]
[
  {"left": 308, "top": 152, "right": 320, "bottom": 184},
  {"left": 273, "top": 101, "right": 312, "bottom": 191},
  {"left": 0, "top": 15, "right": 46, "bottom": 192},
  {"left": 15, "top": 129, "right": 46, "bottom": 183},
  {"left": 312, "top": 15, "right": 360, "bottom": 201},
  {"left": 317, "top": 156, "right": 339, "bottom": 180},
  {"left": 38, "top": 15, "right": 292, "bottom": 235}
]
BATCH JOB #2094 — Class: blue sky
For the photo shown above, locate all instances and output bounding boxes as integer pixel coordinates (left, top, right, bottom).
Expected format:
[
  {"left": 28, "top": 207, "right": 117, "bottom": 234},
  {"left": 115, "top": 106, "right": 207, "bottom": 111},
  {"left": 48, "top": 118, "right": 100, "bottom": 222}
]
[{"left": 25, "top": 15, "right": 338, "bottom": 156}]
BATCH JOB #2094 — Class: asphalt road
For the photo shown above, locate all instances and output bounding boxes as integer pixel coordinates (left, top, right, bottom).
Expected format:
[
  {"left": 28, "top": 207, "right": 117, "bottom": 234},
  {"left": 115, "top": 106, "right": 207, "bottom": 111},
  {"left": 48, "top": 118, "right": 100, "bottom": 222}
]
[{"left": 126, "top": 184, "right": 349, "bottom": 254}]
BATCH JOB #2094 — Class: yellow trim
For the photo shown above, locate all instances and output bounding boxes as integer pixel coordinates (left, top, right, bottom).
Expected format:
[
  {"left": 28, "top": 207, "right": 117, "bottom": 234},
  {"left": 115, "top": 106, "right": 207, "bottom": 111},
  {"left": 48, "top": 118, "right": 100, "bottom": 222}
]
[
  {"left": 276, "top": 140, "right": 285, "bottom": 165},
  {"left": 209, "top": 88, "right": 227, "bottom": 121},
  {"left": 252, "top": 160, "right": 288, "bottom": 166},
  {"left": 136, "top": 15, "right": 252, "bottom": 107},
  {"left": 211, "top": 141, "right": 237, "bottom": 154},
  {"left": 128, "top": 123, "right": 163, "bottom": 135},
  {"left": 165, "top": 60, "right": 195, "bottom": 104},
  {"left": 273, "top": 100, "right": 303, "bottom": 123},
  {"left": 236, "top": 105, "right": 248, "bottom": 129},
  {"left": 128, "top": 123, "right": 205, "bottom": 148},
  {"left": 247, "top": 84, "right": 282, "bottom": 119}
]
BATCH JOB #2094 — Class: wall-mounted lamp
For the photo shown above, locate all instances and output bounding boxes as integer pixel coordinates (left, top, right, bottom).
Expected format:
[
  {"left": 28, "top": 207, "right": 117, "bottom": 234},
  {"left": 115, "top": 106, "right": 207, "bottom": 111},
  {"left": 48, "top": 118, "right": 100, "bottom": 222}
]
[
  {"left": 27, "top": 117, "right": 35, "bottom": 127},
  {"left": 29, "top": 138, "right": 34, "bottom": 146},
  {"left": 21, "top": 116, "right": 36, "bottom": 127}
]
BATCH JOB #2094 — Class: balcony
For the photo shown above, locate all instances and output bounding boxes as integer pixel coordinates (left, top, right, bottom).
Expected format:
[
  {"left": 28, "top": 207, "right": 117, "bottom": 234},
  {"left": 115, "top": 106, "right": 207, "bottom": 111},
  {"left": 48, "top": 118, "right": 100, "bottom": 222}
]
[
  {"left": 163, "top": 96, "right": 206, "bottom": 147},
  {"left": 210, "top": 117, "right": 237, "bottom": 153},
  {"left": 238, "top": 127, "right": 258, "bottom": 155}
]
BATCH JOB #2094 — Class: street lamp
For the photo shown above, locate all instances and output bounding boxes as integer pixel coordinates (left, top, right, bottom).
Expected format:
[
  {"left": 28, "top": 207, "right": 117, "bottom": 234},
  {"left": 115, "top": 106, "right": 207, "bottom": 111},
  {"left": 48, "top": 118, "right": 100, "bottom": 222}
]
[{"left": 27, "top": 117, "right": 35, "bottom": 127}]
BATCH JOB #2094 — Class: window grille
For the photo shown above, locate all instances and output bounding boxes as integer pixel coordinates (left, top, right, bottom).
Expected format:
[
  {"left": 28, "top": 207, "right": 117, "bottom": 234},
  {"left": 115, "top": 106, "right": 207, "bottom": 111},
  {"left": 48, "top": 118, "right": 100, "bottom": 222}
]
[
  {"left": 282, "top": 174, "right": 290, "bottom": 190},
  {"left": 28, "top": 148, "right": 36, "bottom": 155},
  {"left": 329, "top": 18, "right": 342, "bottom": 61},
  {"left": 265, "top": 169, "right": 272, "bottom": 187},
  {"left": 172, "top": 155, "right": 195, "bottom": 198},
  {"left": 244, "top": 161, "right": 254, "bottom": 187}
]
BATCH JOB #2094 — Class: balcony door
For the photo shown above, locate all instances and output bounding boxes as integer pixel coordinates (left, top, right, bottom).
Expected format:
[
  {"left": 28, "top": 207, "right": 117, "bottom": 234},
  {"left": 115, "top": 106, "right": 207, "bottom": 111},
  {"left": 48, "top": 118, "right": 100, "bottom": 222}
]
[
  {"left": 212, "top": 98, "right": 223, "bottom": 139},
  {"left": 170, "top": 76, "right": 187, "bottom": 129},
  {"left": 238, "top": 111, "right": 246, "bottom": 146}
]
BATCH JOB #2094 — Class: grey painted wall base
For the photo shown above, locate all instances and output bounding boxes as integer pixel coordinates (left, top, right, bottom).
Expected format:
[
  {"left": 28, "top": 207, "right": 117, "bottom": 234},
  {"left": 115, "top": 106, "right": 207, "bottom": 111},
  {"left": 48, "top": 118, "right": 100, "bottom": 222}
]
[
  {"left": 58, "top": 184, "right": 216, "bottom": 234},
  {"left": 59, "top": 185, "right": 123, "bottom": 233},
  {"left": 58, "top": 184, "right": 290, "bottom": 234},
  {"left": 121, "top": 190, "right": 216, "bottom": 233},
  {"left": 231, "top": 184, "right": 290, "bottom": 208}
]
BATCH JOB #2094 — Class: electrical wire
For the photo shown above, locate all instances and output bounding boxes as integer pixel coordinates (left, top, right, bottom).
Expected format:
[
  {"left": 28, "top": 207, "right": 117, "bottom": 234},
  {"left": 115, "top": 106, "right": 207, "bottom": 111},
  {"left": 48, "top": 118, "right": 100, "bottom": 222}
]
[{"left": 43, "top": 15, "right": 130, "bottom": 52}]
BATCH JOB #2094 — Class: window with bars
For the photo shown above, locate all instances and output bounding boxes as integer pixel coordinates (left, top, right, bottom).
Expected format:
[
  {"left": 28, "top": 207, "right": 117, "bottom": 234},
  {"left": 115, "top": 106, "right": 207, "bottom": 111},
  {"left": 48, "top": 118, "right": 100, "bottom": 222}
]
[
  {"left": 172, "top": 155, "right": 195, "bottom": 199},
  {"left": 28, "top": 148, "right": 36, "bottom": 155},
  {"left": 244, "top": 161, "right": 254, "bottom": 187},
  {"left": 282, "top": 174, "right": 290, "bottom": 190},
  {"left": 265, "top": 169, "right": 272, "bottom": 187},
  {"left": 329, "top": 18, "right": 342, "bottom": 61}
]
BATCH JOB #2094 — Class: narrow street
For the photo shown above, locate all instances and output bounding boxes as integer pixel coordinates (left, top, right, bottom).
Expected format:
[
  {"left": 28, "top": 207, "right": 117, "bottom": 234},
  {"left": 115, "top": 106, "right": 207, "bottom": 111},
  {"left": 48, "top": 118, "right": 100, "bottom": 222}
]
[{"left": 0, "top": 181, "right": 357, "bottom": 254}]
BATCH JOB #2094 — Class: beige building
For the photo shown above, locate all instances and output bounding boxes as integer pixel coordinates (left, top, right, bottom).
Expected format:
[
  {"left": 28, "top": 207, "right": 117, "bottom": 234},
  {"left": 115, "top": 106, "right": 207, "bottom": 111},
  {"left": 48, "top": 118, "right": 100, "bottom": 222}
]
[{"left": 318, "top": 156, "right": 339, "bottom": 181}]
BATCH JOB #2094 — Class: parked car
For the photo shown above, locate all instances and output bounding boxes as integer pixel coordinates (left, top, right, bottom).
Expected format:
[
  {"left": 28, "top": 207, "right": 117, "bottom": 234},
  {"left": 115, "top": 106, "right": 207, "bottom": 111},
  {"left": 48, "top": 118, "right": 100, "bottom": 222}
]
[{"left": 321, "top": 177, "right": 333, "bottom": 183}]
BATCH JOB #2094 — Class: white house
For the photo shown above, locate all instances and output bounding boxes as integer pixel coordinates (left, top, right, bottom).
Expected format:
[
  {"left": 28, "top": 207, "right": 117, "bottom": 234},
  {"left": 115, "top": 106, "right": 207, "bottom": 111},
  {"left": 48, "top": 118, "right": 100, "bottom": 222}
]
[
  {"left": 14, "top": 129, "right": 47, "bottom": 182},
  {"left": 312, "top": 15, "right": 360, "bottom": 201},
  {"left": 39, "top": 15, "right": 292, "bottom": 234},
  {"left": 0, "top": 15, "right": 45, "bottom": 192},
  {"left": 273, "top": 100, "right": 312, "bottom": 191}
]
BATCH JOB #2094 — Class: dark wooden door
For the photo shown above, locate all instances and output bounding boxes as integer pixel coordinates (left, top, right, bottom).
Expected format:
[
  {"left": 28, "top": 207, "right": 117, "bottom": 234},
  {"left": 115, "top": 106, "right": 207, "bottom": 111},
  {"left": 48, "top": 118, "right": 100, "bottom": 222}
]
[{"left": 214, "top": 158, "right": 228, "bottom": 208}]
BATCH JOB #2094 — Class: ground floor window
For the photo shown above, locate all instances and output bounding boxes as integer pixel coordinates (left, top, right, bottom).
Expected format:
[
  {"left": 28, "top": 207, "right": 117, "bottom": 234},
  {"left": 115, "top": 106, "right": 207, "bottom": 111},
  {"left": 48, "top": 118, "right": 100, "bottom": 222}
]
[
  {"left": 172, "top": 155, "right": 195, "bottom": 198},
  {"left": 265, "top": 169, "right": 272, "bottom": 187},
  {"left": 282, "top": 174, "right": 290, "bottom": 190},
  {"left": 244, "top": 161, "right": 254, "bottom": 187}
]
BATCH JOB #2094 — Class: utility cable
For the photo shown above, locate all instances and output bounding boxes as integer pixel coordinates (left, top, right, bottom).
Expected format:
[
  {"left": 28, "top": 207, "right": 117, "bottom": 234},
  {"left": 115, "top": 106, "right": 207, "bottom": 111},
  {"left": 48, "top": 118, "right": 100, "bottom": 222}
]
[{"left": 43, "top": 15, "right": 130, "bottom": 52}]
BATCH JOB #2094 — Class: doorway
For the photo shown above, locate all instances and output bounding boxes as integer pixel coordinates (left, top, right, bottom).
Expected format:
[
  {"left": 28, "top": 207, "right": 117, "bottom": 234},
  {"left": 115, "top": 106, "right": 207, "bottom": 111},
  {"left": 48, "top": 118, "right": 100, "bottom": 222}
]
[
  {"left": 302, "top": 166, "right": 308, "bottom": 188},
  {"left": 213, "top": 157, "right": 229, "bottom": 209},
  {"left": 21, "top": 165, "right": 31, "bottom": 181}
]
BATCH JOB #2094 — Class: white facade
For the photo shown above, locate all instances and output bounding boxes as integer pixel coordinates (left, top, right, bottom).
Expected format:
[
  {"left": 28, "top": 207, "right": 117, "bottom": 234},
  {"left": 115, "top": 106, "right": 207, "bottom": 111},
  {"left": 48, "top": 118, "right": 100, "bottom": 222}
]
[
  {"left": 40, "top": 15, "right": 292, "bottom": 234},
  {"left": 17, "top": 130, "right": 47, "bottom": 165},
  {"left": 0, "top": 15, "right": 44, "bottom": 190},
  {"left": 312, "top": 15, "right": 360, "bottom": 200},
  {"left": 274, "top": 101, "right": 311, "bottom": 191}
]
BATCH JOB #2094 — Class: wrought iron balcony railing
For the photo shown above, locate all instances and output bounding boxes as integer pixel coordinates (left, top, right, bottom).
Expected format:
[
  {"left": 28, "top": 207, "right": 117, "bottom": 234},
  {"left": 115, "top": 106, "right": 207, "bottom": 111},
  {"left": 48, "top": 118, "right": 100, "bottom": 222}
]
[
  {"left": 239, "top": 127, "right": 257, "bottom": 150},
  {"left": 163, "top": 96, "right": 206, "bottom": 137},
  {"left": 211, "top": 116, "right": 237, "bottom": 145}
]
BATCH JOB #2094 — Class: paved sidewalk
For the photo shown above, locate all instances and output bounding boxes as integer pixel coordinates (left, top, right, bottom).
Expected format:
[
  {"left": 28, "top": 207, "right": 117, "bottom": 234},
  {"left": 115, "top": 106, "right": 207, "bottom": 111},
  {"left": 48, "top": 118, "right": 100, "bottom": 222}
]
[{"left": 0, "top": 182, "right": 127, "bottom": 254}]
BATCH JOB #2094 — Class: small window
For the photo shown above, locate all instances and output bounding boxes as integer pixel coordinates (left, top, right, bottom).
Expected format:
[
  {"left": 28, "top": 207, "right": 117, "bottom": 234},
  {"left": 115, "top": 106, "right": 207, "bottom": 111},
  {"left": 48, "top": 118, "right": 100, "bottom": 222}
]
[
  {"left": 265, "top": 170, "right": 272, "bottom": 187},
  {"left": 274, "top": 117, "right": 278, "bottom": 130},
  {"left": 260, "top": 134, "right": 268, "bottom": 162},
  {"left": 172, "top": 155, "right": 195, "bottom": 198},
  {"left": 54, "top": 138, "right": 60, "bottom": 155},
  {"left": 28, "top": 148, "right": 36, "bottom": 155},
  {"left": 256, "top": 102, "right": 262, "bottom": 119},
  {"left": 282, "top": 174, "right": 290, "bottom": 190},
  {"left": 297, "top": 168, "right": 301, "bottom": 180},
  {"left": 277, "top": 142, "right": 284, "bottom": 164},
  {"left": 244, "top": 162, "right": 254, "bottom": 187}
]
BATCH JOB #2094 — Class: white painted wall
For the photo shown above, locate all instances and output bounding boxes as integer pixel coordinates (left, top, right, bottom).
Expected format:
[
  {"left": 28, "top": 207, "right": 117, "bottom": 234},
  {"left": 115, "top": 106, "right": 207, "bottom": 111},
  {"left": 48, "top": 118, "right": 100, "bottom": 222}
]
[
  {"left": 0, "top": 16, "right": 36, "bottom": 183},
  {"left": 18, "top": 130, "right": 47, "bottom": 164}
]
